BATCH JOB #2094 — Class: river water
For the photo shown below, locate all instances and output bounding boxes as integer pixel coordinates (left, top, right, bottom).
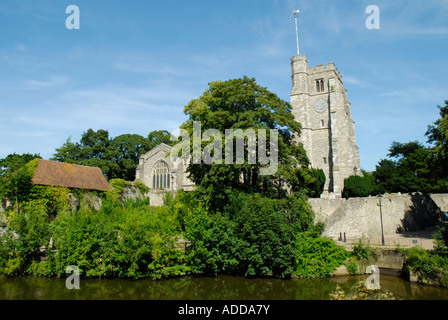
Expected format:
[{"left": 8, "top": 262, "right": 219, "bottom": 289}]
[{"left": 1, "top": 274, "right": 447, "bottom": 300}]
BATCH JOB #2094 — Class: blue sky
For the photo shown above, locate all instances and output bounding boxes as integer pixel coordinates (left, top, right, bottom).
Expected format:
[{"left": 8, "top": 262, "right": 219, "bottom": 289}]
[{"left": 0, "top": 0, "right": 447, "bottom": 171}]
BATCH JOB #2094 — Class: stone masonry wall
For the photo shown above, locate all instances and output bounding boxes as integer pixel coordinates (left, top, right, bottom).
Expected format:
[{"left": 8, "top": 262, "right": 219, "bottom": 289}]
[{"left": 310, "top": 193, "right": 448, "bottom": 241}]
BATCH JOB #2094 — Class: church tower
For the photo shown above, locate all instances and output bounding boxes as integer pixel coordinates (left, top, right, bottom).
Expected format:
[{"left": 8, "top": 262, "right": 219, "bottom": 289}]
[{"left": 290, "top": 54, "right": 361, "bottom": 198}]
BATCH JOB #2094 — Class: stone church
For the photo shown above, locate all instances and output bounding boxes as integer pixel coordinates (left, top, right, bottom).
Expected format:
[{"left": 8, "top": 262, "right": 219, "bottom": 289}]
[{"left": 136, "top": 54, "right": 361, "bottom": 202}]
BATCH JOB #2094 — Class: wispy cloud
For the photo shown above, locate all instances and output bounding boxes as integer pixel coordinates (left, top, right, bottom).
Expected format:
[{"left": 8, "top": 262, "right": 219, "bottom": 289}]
[
  {"left": 24, "top": 75, "right": 68, "bottom": 89},
  {"left": 343, "top": 75, "right": 371, "bottom": 88}
]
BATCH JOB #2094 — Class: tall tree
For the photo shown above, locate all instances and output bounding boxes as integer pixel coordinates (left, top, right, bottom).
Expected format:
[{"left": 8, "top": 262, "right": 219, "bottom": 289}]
[
  {"left": 147, "top": 130, "right": 174, "bottom": 150},
  {"left": 53, "top": 129, "right": 172, "bottom": 181},
  {"left": 426, "top": 100, "right": 448, "bottom": 179},
  {"left": 112, "top": 134, "right": 149, "bottom": 181},
  {"left": 0, "top": 153, "right": 41, "bottom": 205},
  {"left": 373, "top": 141, "right": 446, "bottom": 194},
  {"left": 177, "top": 76, "right": 312, "bottom": 208}
]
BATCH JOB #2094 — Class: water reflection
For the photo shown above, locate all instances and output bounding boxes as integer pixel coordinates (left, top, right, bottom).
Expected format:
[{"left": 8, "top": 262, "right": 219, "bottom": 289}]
[{"left": 0, "top": 275, "right": 447, "bottom": 300}]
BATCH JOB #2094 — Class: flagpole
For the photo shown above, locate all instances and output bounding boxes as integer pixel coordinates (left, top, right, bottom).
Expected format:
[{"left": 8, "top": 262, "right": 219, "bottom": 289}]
[{"left": 293, "top": 10, "right": 300, "bottom": 56}]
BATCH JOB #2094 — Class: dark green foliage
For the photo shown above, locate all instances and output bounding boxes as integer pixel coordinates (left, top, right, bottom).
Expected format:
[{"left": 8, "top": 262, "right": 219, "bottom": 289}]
[
  {"left": 230, "top": 193, "right": 297, "bottom": 278},
  {"left": 180, "top": 77, "right": 311, "bottom": 204},
  {"left": 373, "top": 142, "right": 447, "bottom": 194},
  {"left": 183, "top": 189, "right": 332, "bottom": 279},
  {"left": 426, "top": 100, "right": 448, "bottom": 180},
  {"left": 294, "top": 167, "right": 326, "bottom": 198},
  {"left": 52, "top": 129, "right": 174, "bottom": 180},
  {"left": 185, "top": 192, "right": 299, "bottom": 278},
  {"left": 0, "top": 158, "right": 40, "bottom": 206},
  {"left": 342, "top": 171, "right": 375, "bottom": 198},
  {"left": 370, "top": 101, "right": 448, "bottom": 194}
]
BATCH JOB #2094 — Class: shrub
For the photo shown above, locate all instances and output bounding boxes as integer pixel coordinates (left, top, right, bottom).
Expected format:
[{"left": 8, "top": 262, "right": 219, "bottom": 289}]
[
  {"left": 403, "top": 246, "right": 448, "bottom": 287},
  {"left": 342, "top": 171, "right": 375, "bottom": 198},
  {"left": 346, "top": 239, "right": 379, "bottom": 274},
  {"left": 294, "top": 232, "right": 348, "bottom": 278},
  {"left": 0, "top": 200, "right": 51, "bottom": 275},
  {"left": 50, "top": 198, "right": 186, "bottom": 279},
  {"left": 185, "top": 192, "right": 304, "bottom": 278}
]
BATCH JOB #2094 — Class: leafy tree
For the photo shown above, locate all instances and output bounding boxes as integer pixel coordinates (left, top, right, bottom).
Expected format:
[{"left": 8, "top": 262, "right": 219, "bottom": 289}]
[
  {"left": 0, "top": 153, "right": 41, "bottom": 206},
  {"left": 0, "top": 153, "right": 41, "bottom": 177},
  {"left": 52, "top": 130, "right": 117, "bottom": 178},
  {"left": 426, "top": 100, "right": 448, "bottom": 180},
  {"left": 112, "top": 134, "right": 149, "bottom": 181},
  {"left": 371, "top": 101, "right": 448, "bottom": 194},
  {"left": 185, "top": 191, "right": 303, "bottom": 278},
  {"left": 343, "top": 170, "right": 375, "bottom": 198},
  {"left": 178, "top": 76, "right": 310, "bottom": 210},
  {"left": 373, "top": 141, "right": 446, "bottom": 194},
  {"left": 147, "top": 130, "right": 174, "bottom": 150},
  {"left": 295, "top": 167, "right": 326, "bottom": 198},
  {"left": 53, "top": 129, "right": 173, "bottom": 181},
  {"left": 0, "top": 158, "right": 41, "bottom": 207}
]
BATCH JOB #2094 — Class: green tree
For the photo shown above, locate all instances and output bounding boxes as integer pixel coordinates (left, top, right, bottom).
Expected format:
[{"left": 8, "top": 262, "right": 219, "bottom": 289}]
[
  {"left": 53, "top": 129, "right": 174, "bottom": 181},
  {"left": 112, "top": 134, "right": 149, "bottom": 181},
  {"left": 373, "top": 141, "right": 446, "bottom": 194},
  {"left": 178, "top": 76, "right": 310, "bottom": 210},
  {"left": 1, "top": 200, "right": 51, "bottom": 275},
  {"left": 426, "top": 100, "right": 448, "bottom": 180},
  {"left": 52, "top": 129, "right": 118, "bottom": 179},
  {"left": 184, "top": 191, "right": 303, "bottom": 278},
  {"left": 147, "top": 130, "right": 174, "bottom": 149},
  {"left": 294, "top": 167, "right": 326, "bottom": 198},
  {"left": 0, "top": 153, "right": 41, "bottom": 205},
  {"left": 343, "top": 170, "right": 375, "bottom": 198}
]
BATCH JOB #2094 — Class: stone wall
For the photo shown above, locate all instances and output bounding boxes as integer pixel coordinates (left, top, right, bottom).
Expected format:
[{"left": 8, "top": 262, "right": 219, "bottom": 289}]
[
  {"left": 148, "top": 189, "right": 170, "bottom": 207},
  {"left": 310, "top": 193, "right": 448, "bottom": 241}
]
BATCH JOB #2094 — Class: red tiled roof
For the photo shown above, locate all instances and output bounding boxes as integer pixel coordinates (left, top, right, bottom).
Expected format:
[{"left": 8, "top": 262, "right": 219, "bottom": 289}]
[{"left": 31, "top": 159, "right": 111, "bottom": 191}]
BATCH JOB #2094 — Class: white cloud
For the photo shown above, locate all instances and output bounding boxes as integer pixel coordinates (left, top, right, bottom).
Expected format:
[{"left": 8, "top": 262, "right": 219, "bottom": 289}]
[
  {"left": 343, "top": 75, "right": 371, "bottom": 88},
  {"left": 24, "top": 75, "right": 68, "bottom": 89}
]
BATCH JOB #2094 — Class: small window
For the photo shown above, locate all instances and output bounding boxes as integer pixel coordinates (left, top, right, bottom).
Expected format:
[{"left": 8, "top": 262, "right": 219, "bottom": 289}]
[
  {"left": 152, "top": 161, "right": 170, "bottom": 189},
  {"left": 323, "top": 157, "right": 328, "bottom": 165},
  {"left": 316, "top": 79, "right": 325, "bottom": 93},
  {"left": 321, "top": 119, "right": 325, "bottom": 127}
]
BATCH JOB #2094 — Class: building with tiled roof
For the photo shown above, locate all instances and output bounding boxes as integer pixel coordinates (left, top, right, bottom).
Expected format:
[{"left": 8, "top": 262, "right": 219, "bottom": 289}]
[{"left": 31, "top": 159, "right": 111, "bottom": 191}]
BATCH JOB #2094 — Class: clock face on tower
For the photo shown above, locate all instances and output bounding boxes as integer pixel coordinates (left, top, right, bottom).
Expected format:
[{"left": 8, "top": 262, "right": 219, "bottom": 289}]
[{"left": 314, "top": 99, "right": 328, "bottom": 113}]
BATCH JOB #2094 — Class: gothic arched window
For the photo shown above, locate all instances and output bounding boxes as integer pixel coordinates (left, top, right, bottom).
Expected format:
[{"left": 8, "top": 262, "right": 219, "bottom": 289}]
[{"left": 152, "top": 161, "right": 170, "bottom": 189}]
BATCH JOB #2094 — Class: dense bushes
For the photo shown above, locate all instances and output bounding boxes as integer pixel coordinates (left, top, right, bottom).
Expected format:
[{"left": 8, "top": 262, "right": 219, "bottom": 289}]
[
  {"left": 0, "top": 200, "right": 50, "bottom": 275},
  {"left": 1, "top": 182, "right": 348, "bottom": 280},
  {"left": 1, "top": 196, "right": 188, "bottom": 279},
  {"left": 294, "top": 232, "right": 348, "bottom": 278},
  {"left": 403, "top": 246, "right": 448, "bottom": 287},
  {"left": 401, "top": 226, "right": 448, "bottom": 287},
  {"left": 185, "top": 192, "right": 302, "bottom": 278},
  {"left": 169, "top": 189, "right": 341, "bottom": 279}
]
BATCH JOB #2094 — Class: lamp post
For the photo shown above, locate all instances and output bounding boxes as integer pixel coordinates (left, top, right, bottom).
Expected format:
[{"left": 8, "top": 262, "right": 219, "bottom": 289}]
[{"left": 378, "top": 194, "right": 385, "bottom": 246}]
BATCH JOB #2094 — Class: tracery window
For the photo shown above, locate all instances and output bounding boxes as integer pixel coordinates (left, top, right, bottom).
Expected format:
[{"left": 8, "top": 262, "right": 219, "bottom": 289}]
[{"left": 152, "top": 161, "right": 170, "bottom": 189}]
